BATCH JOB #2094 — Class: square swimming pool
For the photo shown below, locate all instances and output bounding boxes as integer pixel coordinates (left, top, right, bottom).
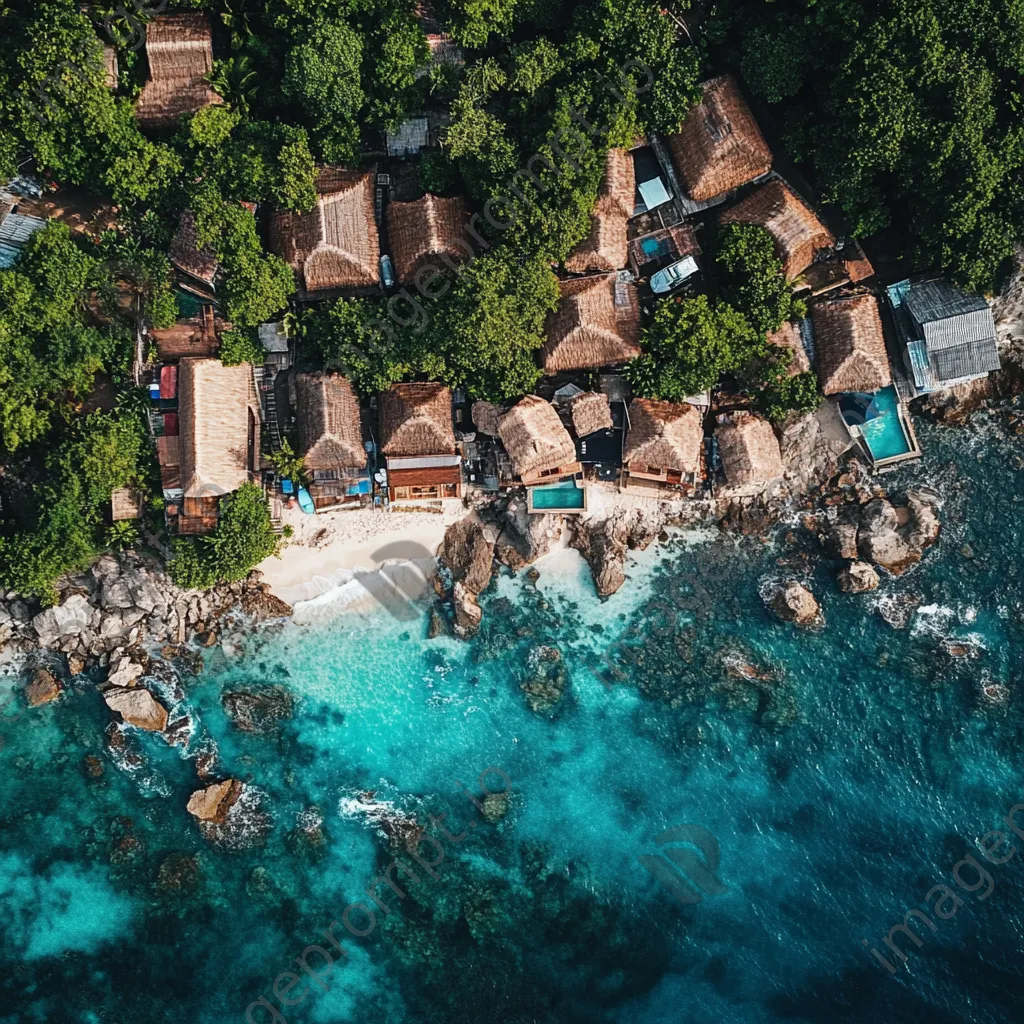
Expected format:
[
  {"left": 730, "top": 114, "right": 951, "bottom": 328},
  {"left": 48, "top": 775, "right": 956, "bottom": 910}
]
[
  {"left": 860, "top": 386, "right": 913, "bottom": 461},
  {"left": 528, "top": 480, "right": 587, "bottom": 512}
]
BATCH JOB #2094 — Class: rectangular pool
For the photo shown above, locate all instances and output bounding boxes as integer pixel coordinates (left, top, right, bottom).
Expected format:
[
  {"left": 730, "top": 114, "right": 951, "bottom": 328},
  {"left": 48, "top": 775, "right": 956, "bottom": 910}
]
[
  {"left": 860, "top": 386, "right": 913, "bottom": 461},
  {"left": 528, "top": 480, "right": 587, "bottom": 512}
]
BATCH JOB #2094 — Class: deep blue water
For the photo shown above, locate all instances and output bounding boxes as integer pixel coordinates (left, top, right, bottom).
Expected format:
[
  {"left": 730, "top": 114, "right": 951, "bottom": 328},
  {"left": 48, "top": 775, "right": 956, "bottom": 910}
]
[{"left": 1, "top": 404, "right": 1023, "bottom": 1024}]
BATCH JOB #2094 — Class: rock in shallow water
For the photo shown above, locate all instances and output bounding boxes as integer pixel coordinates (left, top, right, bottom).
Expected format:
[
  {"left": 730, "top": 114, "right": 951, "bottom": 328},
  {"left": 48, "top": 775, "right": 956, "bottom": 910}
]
[
  {"left": 24, "top": 667, "right": 61, "bottom": 707},
  {"left": 221, "top": 686, "right": 294, "bottom": 734},
  {"left": 186, "top": 779, "right": 244, "bottom": 823},
  {"left": 104, "top": 686, "right": 169, "bottom": 732},
  {"left": 837, "top": 561, "right": 880, "bottom": 594},
  {"left": 765, "top": 581, "right": 821, "bottom": 627}
]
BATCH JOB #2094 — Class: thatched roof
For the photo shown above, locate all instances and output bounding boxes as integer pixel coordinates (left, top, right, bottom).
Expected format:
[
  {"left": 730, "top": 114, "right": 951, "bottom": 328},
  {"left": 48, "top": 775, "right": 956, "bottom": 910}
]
[
  {"left": 178, "top": 358, "right": 258, "bottom": 498},
  {"left": 811, "top": 293, "right": 892, "bottom": 395},
  {"left": 379, "top": 382, "right": 455, "bottom": 456},
  {"left": 497, "top": 396, "right": 577, "bottom": 478},
  {"left": 715, "top": 412, "right": 783, "bottom": 487},
  {"left": 170, "top": 210, "right": 218, "bottom": 287},
  {"left": 387, "top": 193, "right": 470, "bottom": 283},
  {"left": 295, "top": 373, "right": 366, "bottom": 470},
  {"left": 569, "top": 391, "right": 613, "bottom": 437},
  {"left": 565, "top": 149, "right": 634, "bottom": 274},
  {"left": 135, "top": 14, "right": 221, "bottom": 129},
  {"left": 720, "top": 179, "right": 835, "bottom": 279},
  {"left": 666, "top": 75, "right": 772, "bottom": 202},
  {"left": 110, "top": 487, "right": 142, "bottom": 521},
  {"left": 472, "top": 400, "right": 504, "bottom": 436},
  {"left": 542, "top": 274, "right": 641, "bottom": 373},
  {"left": 623, "top": 398, "right": 703, "bottom": 474},
  {"left": 768, "top": 321, "right": 810, "bottom": 376},
  {"left": 268, "top": 168, "right": 379, "bottom": 297},
  {"left": 103, "top": 45, "right": 118, "bottom": 88}
]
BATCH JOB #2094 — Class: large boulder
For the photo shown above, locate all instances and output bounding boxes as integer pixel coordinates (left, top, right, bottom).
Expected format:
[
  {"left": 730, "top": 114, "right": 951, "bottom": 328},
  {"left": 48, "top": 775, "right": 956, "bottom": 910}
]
[
  {"left": 857, "top": 499, "right": 920, "bottom": 574},
  {"left": 187, "top": 779, "right": 244, "bottom": 823},
  {"left": 452, "top": 582, "right": 482, "bottom": 637},
  {"left": 765, "top": 581, "right": 821, "bottom": 626},
  {"left": 25, "top": 668, "right": 61, "bottom": 707},
  {"left": 440, "top": 516, "right": 495, "bottom": 596},
  {"left": 104, "top": 687, "right": 169, "bottom": 732},
  {"left": 904, "top": 491, "right": 941, "bottom": 550},
  {"left": 837, "top": 561, "right": 880, "bottom": 594},
  {"left": 107, "top": 655, "right": 144, "bottom": 688},
  {"left": 32, "top": 594, "right": 93, "bottom": 646},
  {"left": 571, "top": 516, "right": 628, "bottom": 597},
  {"left": 495, "top": 502, "right": 562, "bottom": 571},
  {"left": 824, "top": 510, "right": 860, "bottom": 560}
]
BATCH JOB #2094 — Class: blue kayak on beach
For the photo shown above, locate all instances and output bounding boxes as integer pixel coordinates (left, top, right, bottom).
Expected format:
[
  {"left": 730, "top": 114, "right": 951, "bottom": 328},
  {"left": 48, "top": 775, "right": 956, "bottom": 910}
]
[{"left": 296, "top": 487, "right": 315, "bottom": 514}]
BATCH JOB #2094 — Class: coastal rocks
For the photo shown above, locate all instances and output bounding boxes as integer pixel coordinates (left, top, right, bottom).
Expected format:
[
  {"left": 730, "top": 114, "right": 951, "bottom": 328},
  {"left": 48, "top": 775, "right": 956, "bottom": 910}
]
[
  {"left": 239, "top": 587, "right": 292, "bottom": 621},
  {"left": 856, "top": 495, "right": 940, "bottom": 575},
  {"left": 24, "top": 667, "right": 61, "bottom": 706},
  {"left": 520, "top": 646, "right": 568, "bottom": 715},
  {"left": 157, "top": 852, "right": 201, "bottom": 893},
  {"left": 495, "top": 503, "right": 562, "bottom": 571},
  {"left": 439, "top": 515, "right": 497, "bottom": 638},
  {"left": 778, "top": 409, "right": 849, "bottom": 496},
  {"left": 481, "top": 792, "right": 509, "bottom": 823},
  {"left": 187, "top": 779, "right": 244, "bottom": 824},
  {"left": 106, "top": 654, "right": 144, "bottom": 689},
  {"left": 452, "top": 582, "right": 482, "bottom": 637},
  {"left": 221, "top": 686, "right": 294, "bottom": 735},
  {"left": 824, "top": 510, "right": 860, "bottom": 560},
  {"left": 876, "top": 593, "right": 921, "bottom": 630},
  {"left": 837, "top": 561, "right": 880, "bottom": 594},
  {"left": 103, "top": 687, "right": 169, "bottom": 732},
  {"left": 764, "top": 581, "right": 821, "bottom": 627},
  {"left": 31, "top": 594, "right": 93, "bottom": 646},
  {"left": 570, "top": 509, "right": 663, "bottom": 598}
]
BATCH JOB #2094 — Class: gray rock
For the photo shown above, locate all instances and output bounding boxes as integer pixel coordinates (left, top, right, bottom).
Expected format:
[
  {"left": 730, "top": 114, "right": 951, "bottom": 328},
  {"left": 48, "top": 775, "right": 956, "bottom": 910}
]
[
  {"left": 100, "top": 579, "right": 134, "bottom": 610},
  {"left": 32, "top": 594, "right": 93, "bottom": 644},
  {"left": 765, "top": 580, "right": 821, "bottom": 626},
  {"left": 452, "top": 582, "right": 482, "bottom": 637},
  {"left": 495, "top": 504, "right": 562, "bottom": 570},
  {"left": 837, "top": 561, "right": 880, "bottom": 594},
  {"left": 104, "top": 686, "right": 168, "bottom": 731},
  {"left": 857, "top": 499, "right": 919, "bottom": 574},
  {"left": 440, "top": 516, "right": 496, "bottom": 596},
  {"left": 98, "top": 611, "right": 125, "bottom": 638},
  {"left": 107, "top": 657, "right": 144, "bottom": 688}
]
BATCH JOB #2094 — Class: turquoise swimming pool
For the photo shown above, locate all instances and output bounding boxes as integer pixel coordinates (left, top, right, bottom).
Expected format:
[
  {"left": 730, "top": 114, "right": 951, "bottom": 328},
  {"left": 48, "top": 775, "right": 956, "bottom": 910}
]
[
  {"left": 528, "top": 479, "right": 586, "bottom": 511},
  {"left": 860, "top": 385, "right": 912, "bottom": 461}
]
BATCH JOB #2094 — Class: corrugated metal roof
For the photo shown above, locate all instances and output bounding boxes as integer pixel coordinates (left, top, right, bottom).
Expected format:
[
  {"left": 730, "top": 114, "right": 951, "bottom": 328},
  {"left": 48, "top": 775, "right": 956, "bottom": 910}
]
[
  {"left": 386, "top": 454, "right": 462, "bottom": 470},
  {"left": 0, "top": 212, "right": 46, "bottom": 268},
  {"left": 904, "top": 279, "right": 988, "bottom": 324},
  {"left": 930, "top": 337, "right": 1001, "bottom": 381}
]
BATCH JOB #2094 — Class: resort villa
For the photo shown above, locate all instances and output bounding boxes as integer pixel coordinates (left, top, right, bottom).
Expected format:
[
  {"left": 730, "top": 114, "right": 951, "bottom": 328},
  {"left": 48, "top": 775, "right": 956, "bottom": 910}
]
[
  {"left": 497, "top": 395, "right": 582, "bottom": 489},
  {"left": 378, "top": 382, "right": 462, "bottom": 503},
  {"left": 541, "top": 274, "right": 641, "bottom": 373},
  {"left": 887, "top": 277, "right": 1002, "bottom": 394},
  {"left": 134, "top": 13, "right": 221, "bottom": 130},
  {"left": 714, "top": 411, "right": 784, "bottom": 496},
  {"left": 268, "top": 167, "right": 380, "bottom": 299},
  {"left": 386, "top": 193, "right": 472, "bottom": 284},
  {"left": 295, "top": 373, "right": 369, "bottom": 510},
  {"left": 174, "top": 357, "right": 261, "bottom": 533},
  {"left": 620, "top": 397, "right": 704, "bottom": 495},
  {"left": 811, "top": 292, "right": 921, "bottom": 468},
  {"left": 665, "top": 74, "right": 772, "bottom": 207}
]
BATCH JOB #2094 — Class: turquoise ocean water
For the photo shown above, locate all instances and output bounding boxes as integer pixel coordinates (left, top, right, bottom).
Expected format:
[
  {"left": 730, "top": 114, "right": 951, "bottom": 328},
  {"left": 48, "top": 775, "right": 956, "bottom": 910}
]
[{"left": 2, "top": 404, "right": 1024, "bottom": 1024}]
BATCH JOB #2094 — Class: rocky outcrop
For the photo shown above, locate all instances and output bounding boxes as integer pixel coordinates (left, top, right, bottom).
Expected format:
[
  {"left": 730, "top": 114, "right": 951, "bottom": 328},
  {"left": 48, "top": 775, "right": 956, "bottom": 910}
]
[
  {"left": 764, "top": 581, "right": 821, "bottom": 626},
  {"left": 824, "top": 509, "right": 860, "bottom": 560},
  {"left": 520, "top": 646, "right": 569, "bottom": 715},
  {"left": 451, "top": 582, "right": 482, "bottom": 637},
  {"left": 495, "top": 502, "right": 562, "bottom": 571},
  {"left": 855, "top": 494, "right": 940, "bottom": 575},
  {"left": 222, "top": 686, "right": 294, "bottom": 735},
  {"left": 104, "top": 686, "right": 169, "bottom": 732},
  {"left": 440, "top": 515, "right": 496, "bottom": 595},
  {"left": 570, "top": 509, "right": 663, "bottom": 598},
  {"left": 107, "top": 654, "right": 145, "bottom": 689},
  {"left": 24, "top": 668, "right": 61, "bottom": 707},
  {"left": 187, "top": 779, "right": 244, "bottom": 823},
  {"left": 778, "top": 408, "right": 850, "bottom": 496},
  {"left": 837, "top": 561, "right": 880, "bottom": 594}
]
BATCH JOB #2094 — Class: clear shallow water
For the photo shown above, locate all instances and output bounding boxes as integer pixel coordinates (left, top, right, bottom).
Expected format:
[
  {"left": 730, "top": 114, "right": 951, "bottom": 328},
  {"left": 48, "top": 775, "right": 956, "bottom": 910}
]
[
  {"left": 1, "top": 406, "right": 1024, "bottom": 1024},
  {"left": 861, "top": 386, "right": 913, "bottom": 460}
]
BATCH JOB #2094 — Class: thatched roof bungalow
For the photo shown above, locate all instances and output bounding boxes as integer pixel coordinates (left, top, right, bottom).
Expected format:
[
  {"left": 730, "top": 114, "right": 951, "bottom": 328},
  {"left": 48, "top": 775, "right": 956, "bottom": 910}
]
[
  {"left": 541, "top": 274, "right": 640, "bottom": 373},
  {"left": 268, "top": 168, "right": 380, "bottom": 299},
  {"left": 720, "top": 179, "right": 835, "bottom": 280},
  {"left": 621, "top": 398, "right": 703, "bottom": 493},
  {"left": 811, "top": 293, "right": 891, "bottom": 395},
  {"left": 135, "top": 14, "right": 221, "bottom": 130},
  {"left": 565, "top": 149, "right": 635, "bottom": 274},
  {"left": 386, "top": 194, "right": 470, "bottom": 284},
  {"left": 569, "top": 391, "right": 613, "bottom": 438},
  {"left": 715, "top": 411, "right": 783, "bottom": 493},
  {"left": 379, "top": 383, "right": 461, "bottom": 501},
  {"left": 666, "top": 75, "right": 772, "bottom": 203},
  {"left": 177, "top": 358, "right": 259, "bottom": 532},
  {"left": 170, "top": 210, "right": 218, "bottom": 293},
  {"left": 498, "top": 396, "right": 580, "bottom": 485}
]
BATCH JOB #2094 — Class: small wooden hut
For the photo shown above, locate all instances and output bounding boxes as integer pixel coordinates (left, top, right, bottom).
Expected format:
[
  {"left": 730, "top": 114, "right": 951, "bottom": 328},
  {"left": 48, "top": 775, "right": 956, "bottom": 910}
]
[
  {"left": 569, "top": 391, "right": 613, "bottom": 438},
  {"left": 497, "top": 396, "right": 580, "bottom": 486},
  {"left": 565, "top": 149, "right": 635, "bottom": 274},
  {"left": 666, "top": 75, "right": 772, "bottom": 202},
  {"left": 541, "top": 274, "right": 640, "bottom": 373},
  {"left": 720, "top": 179, "right": 835, "bottom": 280},
  {"left": 386, "top": 193, "right": 471, "bottom": 284},
  {"left": 621, "top": 398, "right": 703, "bottom": 494},
  {"left": 378, "top": 383, "right": 461, "bottom": 502},
  {"left": 134, "top": 14, "right": 221, "bottom": 130},
  {"left": 296, "top": 373, "right": 367, "bottom": 509},
  {"left": 812, "top": 293, "right": 891, "bottom": 395},
  {"left": 268, "top": 168, "right": 380, "bottom": 299},
  {"left": 715, "top": 411, "right": 784, "bottom": 493}
]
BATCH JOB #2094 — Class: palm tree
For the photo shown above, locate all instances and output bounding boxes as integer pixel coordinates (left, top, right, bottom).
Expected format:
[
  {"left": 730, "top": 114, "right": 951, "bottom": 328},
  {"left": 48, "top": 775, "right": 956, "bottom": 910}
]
[
  {"left": 208, "top": 56, "right": 259, "bottom": 116},
  {"left": 220, "top": 0, "right": 255, "bottom": 50}
]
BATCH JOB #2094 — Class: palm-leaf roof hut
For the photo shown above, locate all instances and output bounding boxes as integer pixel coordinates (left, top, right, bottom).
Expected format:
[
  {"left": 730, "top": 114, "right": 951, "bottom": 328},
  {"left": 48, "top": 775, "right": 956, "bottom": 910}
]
[
  {"left": 170, "top": 210, "right": 218, "bottom": 292},
  {"left": 715, "top": 411, "right": 783, "bottom": 490},
  {"left": 177, "top": 358, "right": 259, "bottom": 529},
  {"left": 811, "top": 293, "right": 891, "bottom": 395},
  {"left": 541, "top": 274, "right": 640, "bottom": 373},
  {"left": 666, "top": 75, "right": 772, "bottom": 202},
  {"left": 386, "top": 194, "right": 470, "bottom": 283},
  {"left": 498, "top": 396, "right": 579, "bottom": 484},
  {"left": 622, "top": 398, "right": 703, "bottom": 488},
  {"left": 296, "top": 373, "right": 366, "bottom": 470},
  {"left": 569, "top": 391, "right": 613, "bottom": 437},
  {"left": 565, "top": 149, "right": 635, "bottom": 274},
  {"left": 720, "top": 179, "right": 835, "bottom": 279},
  {"left": 134, "top": 14, "right": 221, "bottom": 130},
  {"left": 268, "top": 168, "right": 380, "bottom": 298}
]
